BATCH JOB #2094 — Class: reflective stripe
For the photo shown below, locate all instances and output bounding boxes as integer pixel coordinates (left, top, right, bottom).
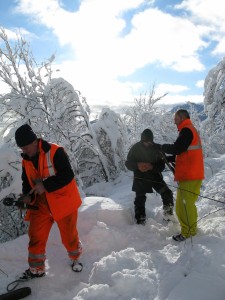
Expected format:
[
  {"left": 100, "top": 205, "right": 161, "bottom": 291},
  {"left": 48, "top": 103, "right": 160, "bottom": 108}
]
[
  {"left": 29, "top": 261, "right": 45, "bottom": 268},
  {"left": 30, "top": 267, "right": 45, "bottom": 274},
  {"left": 68, "top": 249, "right": 82, "bottom": 257},
  {"left": 29, "top": 253, "right": 46, "bottom": 259},
  {"left": 29, "top": 253, "right": 46, "bottom": 268},
  {"left": 46, "top": 150, "right": 55, "bottom": 176},
  {"left": 187, "top": 125, "right": 202, "bottom": 151},
  {"left": 188, "top": 144, "right": 202, "bottom": 150},
  {"left": 68, "top": 241, "right": 82, "bottom": 258}
]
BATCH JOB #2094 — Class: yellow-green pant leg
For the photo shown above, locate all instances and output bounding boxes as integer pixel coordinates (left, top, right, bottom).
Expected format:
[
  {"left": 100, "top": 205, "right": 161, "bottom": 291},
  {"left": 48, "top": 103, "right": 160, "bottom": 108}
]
[{"left": 176, "top": 180, "right": 202, "bottom": 237}]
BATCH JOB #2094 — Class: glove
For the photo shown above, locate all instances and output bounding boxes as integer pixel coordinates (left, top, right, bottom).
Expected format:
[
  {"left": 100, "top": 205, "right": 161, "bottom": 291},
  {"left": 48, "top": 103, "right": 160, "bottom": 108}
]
[
  {"left": 165, "top": 155, "right": 175, "bottom": 163},
  {"left": 18, "top": 194, "right": 32, "bottom": 204}
]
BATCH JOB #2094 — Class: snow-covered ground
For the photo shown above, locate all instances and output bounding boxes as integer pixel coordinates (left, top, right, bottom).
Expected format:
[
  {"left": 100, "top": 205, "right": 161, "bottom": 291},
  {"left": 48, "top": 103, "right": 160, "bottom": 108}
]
[{"left": 1, "top": 157, "right": 225, "bottom": 300}]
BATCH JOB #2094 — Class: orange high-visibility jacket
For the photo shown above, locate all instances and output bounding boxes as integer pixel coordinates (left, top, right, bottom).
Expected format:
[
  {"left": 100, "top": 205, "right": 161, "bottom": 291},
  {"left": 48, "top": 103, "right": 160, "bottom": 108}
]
[
  {"left": 174, "top": 119, "right": 204, "bottom": 181},
  {"left": 22, "top": 140, "right": 82, "bottom": 221}
]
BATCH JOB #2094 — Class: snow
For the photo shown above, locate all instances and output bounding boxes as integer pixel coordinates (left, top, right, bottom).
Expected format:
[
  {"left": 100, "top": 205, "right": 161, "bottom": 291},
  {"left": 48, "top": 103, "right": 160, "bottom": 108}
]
[{"left": 1, "top": 162, "right": 225, "bottom": 300}]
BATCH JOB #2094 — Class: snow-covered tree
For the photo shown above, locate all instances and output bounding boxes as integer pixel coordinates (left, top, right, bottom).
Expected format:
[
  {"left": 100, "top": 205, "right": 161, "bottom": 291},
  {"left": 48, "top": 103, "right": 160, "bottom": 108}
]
[
  {"left": 0, "top": 194, "right": 28, "bottom": 243},
  {"left": 0, "top": 28, "right": 110, "bottom": 190},
  {"left": 0, "top": 28, "right": 55, "bottom": 135},
  {"left": 0, "top": 28, "right": 112, "bottom": 241},
  {"left": 35, "top": 78, "right": 110, "bottom": 188},
  {"left": 202, "top": 57, "right": 225, "bottom": 155},
  {"left": 0, "top": 143, "right": 27, "bottom": 243},
  {"left": 121, "top": 86, "right": 176, "bottom": 146},
  {"left": 93, "top": 108, "right": 128, "bottom": 180}
]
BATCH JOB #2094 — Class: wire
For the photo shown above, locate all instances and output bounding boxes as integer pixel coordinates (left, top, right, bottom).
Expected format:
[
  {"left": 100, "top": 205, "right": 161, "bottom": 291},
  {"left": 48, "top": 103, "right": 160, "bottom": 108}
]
[{"left": 133, "top": 176, "right": 225, "bottom": 205}]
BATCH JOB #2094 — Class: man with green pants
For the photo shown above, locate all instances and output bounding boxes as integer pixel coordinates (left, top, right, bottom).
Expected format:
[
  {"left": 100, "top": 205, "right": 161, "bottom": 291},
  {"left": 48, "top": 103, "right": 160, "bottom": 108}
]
[{"left": 160, "top": 109, "right": 204, "bottom": 241}]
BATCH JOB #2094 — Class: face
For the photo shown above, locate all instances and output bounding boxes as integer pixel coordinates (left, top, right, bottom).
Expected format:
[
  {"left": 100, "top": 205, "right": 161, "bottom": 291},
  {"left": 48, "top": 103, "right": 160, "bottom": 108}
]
[
  {"left": 20, "top": 140, "right": 38, "bottom": 158},
  {"left": 174, "top": 113, "right": 183, "bottom": 126},
  {"left": 142, "top": 141, "right": 152, "bottom": 148}
]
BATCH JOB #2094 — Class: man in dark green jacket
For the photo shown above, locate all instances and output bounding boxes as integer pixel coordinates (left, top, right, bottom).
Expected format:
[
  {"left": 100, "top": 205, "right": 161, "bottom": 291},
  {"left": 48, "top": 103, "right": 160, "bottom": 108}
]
[{"left": 125, "top": 129, "right": 174, "bottom": 225}]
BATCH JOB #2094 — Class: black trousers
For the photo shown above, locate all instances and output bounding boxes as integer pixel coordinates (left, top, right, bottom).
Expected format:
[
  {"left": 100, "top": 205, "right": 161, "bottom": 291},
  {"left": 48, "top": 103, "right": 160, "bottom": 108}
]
[{"left": 134, "top": 180, "right": 173, "bottom": 220}]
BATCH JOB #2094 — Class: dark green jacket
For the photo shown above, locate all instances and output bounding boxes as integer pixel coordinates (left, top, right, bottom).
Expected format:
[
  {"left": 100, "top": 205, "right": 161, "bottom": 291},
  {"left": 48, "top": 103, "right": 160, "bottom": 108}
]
[{"left": 125, "top": 141, "right": 165, "bottom": 193}]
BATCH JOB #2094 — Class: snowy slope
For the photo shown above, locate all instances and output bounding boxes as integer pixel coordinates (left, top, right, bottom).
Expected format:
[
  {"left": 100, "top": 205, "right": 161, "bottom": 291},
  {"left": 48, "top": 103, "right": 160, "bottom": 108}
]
[{"left": 1, "top": 162, "right": 225, "bottom": 300}]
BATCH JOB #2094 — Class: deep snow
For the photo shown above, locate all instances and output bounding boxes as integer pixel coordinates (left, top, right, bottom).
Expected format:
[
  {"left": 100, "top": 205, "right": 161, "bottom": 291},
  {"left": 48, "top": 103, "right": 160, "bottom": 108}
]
[{"left": 1, "top": 156, "right": 225, "bottom": 299}]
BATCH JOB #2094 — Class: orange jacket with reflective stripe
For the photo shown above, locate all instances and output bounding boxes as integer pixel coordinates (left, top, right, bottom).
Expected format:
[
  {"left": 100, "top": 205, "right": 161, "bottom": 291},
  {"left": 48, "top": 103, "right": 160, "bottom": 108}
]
[
  {"left": 174, "top": 119, "right": 204, "bottom": 181},
  {"left": 22, "top": 140, "right": 82, "bottom": 221}
]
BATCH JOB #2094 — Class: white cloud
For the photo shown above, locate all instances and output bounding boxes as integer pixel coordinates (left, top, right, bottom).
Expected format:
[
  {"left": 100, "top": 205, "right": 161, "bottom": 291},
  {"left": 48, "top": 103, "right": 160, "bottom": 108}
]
[
  {"left": 155, "top": 83, "right": 203, "bottom": 105},
  {"left": 128, "top": 8, "right": 206, "bottom": 72},
  {"left": 1, "top": 27, "right": 33, "bottom": 41},
  {"left": 2, "top": 28, "right": 18, "bottom": 40},
  {"left": 158, "top": 93, "right": 204, "bottom": 105},
  {"left": 11, "top": 0, "right": 223, "bottom": 106},
  {"left": 176, "top": 0, "right": 225, "bottom": 55},
  {"left": 53, "top": 60, "right": 143, "bottom": 106},
  {"left": 14, "top": 2, "right": 208, "bottom": 60},
  {"left": 156, "top": 83, "right": 188, "bottom": 94},
  {"left": 213, "top": 39, "right": 225, "bottom": 55},
  {"left": 196, "top": 80, "right": 204, "bottom": 88},
  {"left": 176, "top": 0, "right": 225, "bottom": 26}
]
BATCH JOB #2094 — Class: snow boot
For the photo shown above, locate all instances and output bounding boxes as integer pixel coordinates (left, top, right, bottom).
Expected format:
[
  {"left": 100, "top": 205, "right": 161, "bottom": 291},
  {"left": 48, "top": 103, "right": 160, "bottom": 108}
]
[
  {"left": 163, "top": 205, "right": 174, "bottom": 221},
  {"left": 172, "top": 233, "right": 186, "bottom": 242},
  {"left": 136, "top": 215, "right": 146, "bottom": 225},
  {"left": 71, "top": 260, "right": 83, "bottom": 272},
  {"left": 6, "top": 269, "right": 45, "bottom": 292},
  {"left": 18, "top": 269, "right": 45, "bottom": 281}
]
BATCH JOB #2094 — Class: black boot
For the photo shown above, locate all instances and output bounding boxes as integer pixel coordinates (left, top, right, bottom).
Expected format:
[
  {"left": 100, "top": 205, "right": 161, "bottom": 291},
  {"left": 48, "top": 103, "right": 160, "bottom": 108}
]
[
  {"left": 136, "top": 215, "right": 146, "bottom": 225},
  {"left": 163, "top": 205, "right": 174, "bottom": 221},
  {"left": 134, "top": 193, "right": 146, "bottom": 225}
]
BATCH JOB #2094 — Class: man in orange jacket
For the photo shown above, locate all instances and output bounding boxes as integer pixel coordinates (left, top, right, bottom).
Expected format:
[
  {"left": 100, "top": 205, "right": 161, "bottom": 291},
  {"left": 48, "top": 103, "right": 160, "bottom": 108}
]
[
  {"left": 159, "top": 109, "right": 204, "bottom": 241},
  {"left": 15, "top": 124, "right": 83, "bottom": 280}
]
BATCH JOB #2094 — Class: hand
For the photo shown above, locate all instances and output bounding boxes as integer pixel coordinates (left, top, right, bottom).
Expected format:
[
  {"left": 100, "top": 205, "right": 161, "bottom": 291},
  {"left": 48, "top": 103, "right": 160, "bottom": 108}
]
[
  {"left": 137, "top": 162, "right": 153, "bottom": 172},
  {"left": 31, "top": 182, "right": 46, "bottom": 195},
  {"left": 19, "top": 194, "right": 32, "bottom": 204}
]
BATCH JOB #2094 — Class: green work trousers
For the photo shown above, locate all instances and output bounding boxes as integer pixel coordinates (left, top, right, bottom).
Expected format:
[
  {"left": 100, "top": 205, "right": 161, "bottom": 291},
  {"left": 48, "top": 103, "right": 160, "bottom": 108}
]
[{"left": 176, "top": 180, "right": 202, "bottom": 237}]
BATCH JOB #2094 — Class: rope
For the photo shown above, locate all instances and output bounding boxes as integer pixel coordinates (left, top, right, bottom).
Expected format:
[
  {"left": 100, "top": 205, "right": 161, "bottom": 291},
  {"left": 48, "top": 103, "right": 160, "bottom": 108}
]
[
  {"left": 7, "top": 279, "right": 22, "bottom": 292},
  {"left": 0, "top": 267, "right": 8, "bottom": 277},
  {"left": 157, "top": 151, "right": 224, "bottom": 205},
  {"left": 133, "top": 175, "right": 225, "bottom": 219},
  {"left": 133, "top": 176, "right": 225, "bottom": 205}
]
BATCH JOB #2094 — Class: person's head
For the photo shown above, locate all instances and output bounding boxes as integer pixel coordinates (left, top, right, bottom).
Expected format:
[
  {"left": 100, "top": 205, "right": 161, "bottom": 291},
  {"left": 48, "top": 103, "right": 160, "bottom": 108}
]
[
  {"left": 15, "top": 124, "right": 38, "bottom": 158},
  {"left": 174, "top": 109, "right": 190, "bottom": 126},
  {"left": 141, "top": 129, "right": 154, "bottom": 148}
]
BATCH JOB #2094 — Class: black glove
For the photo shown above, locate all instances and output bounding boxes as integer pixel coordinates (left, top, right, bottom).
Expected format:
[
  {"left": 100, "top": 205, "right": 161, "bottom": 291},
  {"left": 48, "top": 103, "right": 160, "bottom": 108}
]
[{"left": 165, "top": 155, "right": 175, "bottom": 163}]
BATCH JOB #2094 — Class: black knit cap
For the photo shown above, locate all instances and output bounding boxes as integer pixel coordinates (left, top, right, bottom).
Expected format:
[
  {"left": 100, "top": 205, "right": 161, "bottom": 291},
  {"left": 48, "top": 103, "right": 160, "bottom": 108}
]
[
  {"left": 15, "top": 124, "right": 37, "bottom": 147},
  {"left": 141, "top": 129, "right": 154, "bottom": 143}
]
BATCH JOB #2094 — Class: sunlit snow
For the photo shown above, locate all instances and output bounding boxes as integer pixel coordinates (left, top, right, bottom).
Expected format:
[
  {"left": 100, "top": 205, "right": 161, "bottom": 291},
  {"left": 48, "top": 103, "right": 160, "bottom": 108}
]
[{"left": 1, "top": 156, "right": 225, "bottom": 299}]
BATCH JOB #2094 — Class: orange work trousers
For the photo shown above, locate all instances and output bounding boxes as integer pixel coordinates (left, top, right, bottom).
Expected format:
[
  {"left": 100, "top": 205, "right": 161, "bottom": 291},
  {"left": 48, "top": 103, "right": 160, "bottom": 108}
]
[{"left": 27, "top": 195, "right": 82, "bottom": 272}]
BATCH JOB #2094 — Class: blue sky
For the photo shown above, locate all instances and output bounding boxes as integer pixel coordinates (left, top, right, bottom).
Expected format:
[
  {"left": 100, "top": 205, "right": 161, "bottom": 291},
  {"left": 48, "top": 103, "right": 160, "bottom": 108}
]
[{"left": 0, "top": 0, "right": 224, "bottom": 107}]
